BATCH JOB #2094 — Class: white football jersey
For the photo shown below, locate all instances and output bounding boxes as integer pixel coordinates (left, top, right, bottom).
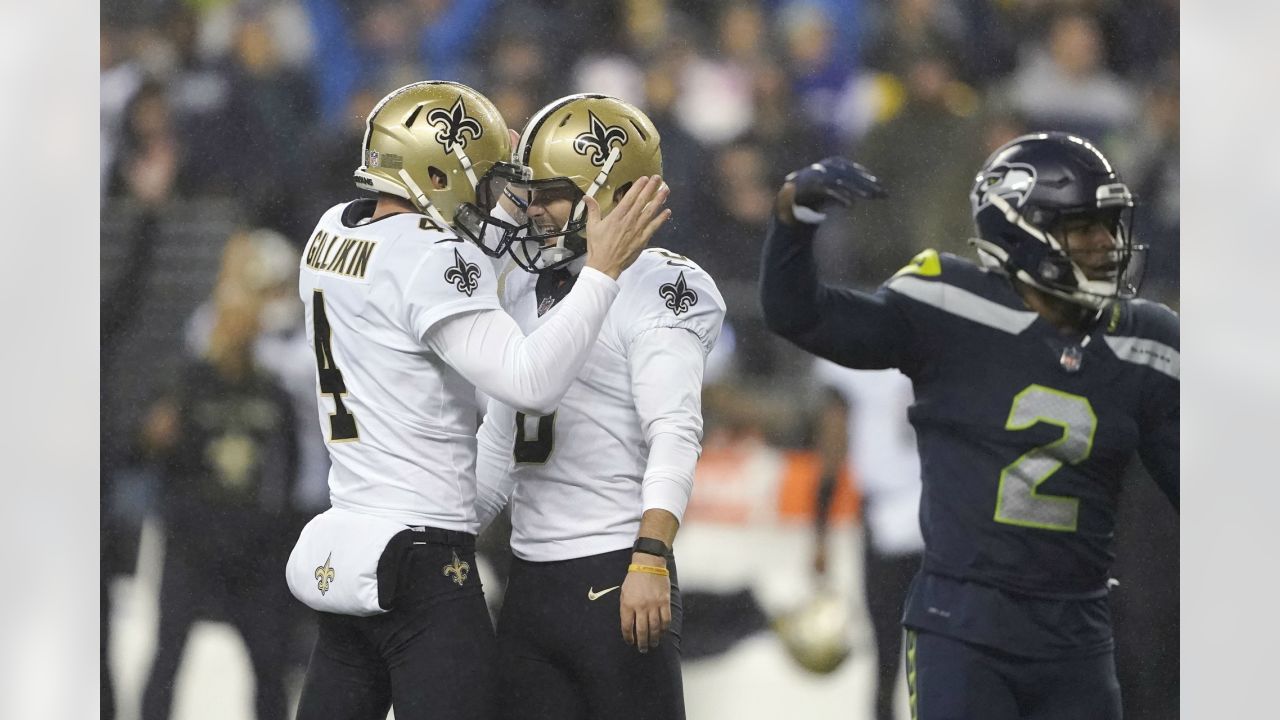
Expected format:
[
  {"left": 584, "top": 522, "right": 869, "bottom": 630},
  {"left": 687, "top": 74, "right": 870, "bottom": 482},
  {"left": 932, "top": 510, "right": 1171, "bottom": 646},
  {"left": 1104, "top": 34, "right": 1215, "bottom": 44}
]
[
  {"left": 485, "top": 249, "right": 726, "bottom": 560},
  {"left": 299, "top": 200, "right": 501, "bottom": 531}
]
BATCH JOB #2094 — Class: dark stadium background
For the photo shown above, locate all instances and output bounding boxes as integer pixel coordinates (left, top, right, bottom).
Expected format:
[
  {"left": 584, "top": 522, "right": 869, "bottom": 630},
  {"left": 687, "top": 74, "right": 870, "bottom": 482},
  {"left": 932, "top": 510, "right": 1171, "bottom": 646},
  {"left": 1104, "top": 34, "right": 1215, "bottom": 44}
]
[{"left": 100, "top": 1, "right": 1178, "bottom": 718}]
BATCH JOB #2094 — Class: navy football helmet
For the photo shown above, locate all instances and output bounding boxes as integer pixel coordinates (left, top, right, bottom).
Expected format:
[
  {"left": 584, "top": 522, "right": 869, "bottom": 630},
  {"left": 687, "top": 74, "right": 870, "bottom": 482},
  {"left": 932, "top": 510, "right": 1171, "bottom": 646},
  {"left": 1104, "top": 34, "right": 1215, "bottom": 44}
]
[{"left": 969, "top": 132, "right": 1145, "bottom": 309}]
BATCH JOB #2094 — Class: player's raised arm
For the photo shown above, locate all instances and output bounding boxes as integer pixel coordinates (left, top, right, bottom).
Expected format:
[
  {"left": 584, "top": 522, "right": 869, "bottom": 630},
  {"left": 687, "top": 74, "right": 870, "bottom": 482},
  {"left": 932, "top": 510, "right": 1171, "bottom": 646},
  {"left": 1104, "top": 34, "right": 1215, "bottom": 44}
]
[
  {"left": 759, "top": 157, "right": 910, "bottom": 370},
  {"left": 425, "top": 175, "right": 670, "bottom": 415}
]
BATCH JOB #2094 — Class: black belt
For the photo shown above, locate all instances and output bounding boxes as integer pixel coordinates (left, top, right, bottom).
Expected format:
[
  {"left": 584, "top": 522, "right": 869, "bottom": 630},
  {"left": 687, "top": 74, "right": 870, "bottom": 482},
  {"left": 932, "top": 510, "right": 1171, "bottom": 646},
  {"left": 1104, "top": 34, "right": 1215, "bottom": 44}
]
[{"left": 404, "top": 525, "right": 476, "bottom": 548}]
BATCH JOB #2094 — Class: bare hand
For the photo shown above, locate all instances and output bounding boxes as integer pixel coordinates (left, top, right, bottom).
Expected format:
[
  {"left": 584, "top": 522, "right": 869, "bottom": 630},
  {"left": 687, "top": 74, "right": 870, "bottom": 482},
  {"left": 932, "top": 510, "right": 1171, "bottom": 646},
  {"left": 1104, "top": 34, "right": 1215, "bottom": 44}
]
[
  {"left": 584, "top": 175, "right": 671, "bottom": 279},
  {"left": 619, "top": 554, "right": 671, "bottom": 653}
]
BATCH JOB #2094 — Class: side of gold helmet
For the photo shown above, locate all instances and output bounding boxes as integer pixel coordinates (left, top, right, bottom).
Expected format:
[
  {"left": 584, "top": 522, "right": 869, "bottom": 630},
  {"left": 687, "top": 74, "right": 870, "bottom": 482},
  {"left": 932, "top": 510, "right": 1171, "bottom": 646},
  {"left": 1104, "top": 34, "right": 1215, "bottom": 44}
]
[
  {"left": 354, "top": 81, "right": 512, "bottom": 228},
  {"left": 505, "top": 94, "right": 663, "bottom": 271},
  {"left": 773, "top": 590, "right": 855, "bottom": 675},
  {"left": 516, "top": 93, "right": 662, "bottom": 216}
]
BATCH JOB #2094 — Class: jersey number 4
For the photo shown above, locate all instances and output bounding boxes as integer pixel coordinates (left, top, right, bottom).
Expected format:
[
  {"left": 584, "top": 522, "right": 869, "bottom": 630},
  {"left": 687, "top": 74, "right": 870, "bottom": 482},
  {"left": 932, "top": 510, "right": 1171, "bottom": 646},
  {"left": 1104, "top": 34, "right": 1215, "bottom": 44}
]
[
  {"left": 312, "top": 290, "right": 359, "bottom": 442},
  {"left": 994, "top": 385, "right": 1096, "bottom": 532}
]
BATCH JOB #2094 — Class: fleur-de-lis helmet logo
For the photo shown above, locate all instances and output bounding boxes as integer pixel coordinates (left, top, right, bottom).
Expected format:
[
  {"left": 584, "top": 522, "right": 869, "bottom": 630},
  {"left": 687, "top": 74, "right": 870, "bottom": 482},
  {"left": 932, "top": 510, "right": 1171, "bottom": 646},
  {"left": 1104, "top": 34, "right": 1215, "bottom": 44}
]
[
  {"left": 315, "top": 552, "right": 336, "bottom": 596},
  {"left": 573, "top": 110, "right": 629, "bottom": 166},
  {"left": 427, "top": 97, "right": 484, "bottom": 153},
  {"left": 659, "top": 271, "right": 699, "bottom": 316},
  {"left": 444, "top": 248, "right": 482, "bottom": 296}
]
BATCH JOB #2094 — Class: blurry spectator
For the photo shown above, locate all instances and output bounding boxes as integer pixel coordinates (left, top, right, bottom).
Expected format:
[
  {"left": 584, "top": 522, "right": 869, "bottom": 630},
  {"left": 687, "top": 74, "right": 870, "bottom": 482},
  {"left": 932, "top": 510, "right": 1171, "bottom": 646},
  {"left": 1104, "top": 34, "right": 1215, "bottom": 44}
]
[
  {"left": 1002, "top": 9, "right": 1138, "bottom": 141},
  {"left": 184, "top": 229, "right": 331, "bottom": 517},
  {"left": 138, "top": 286, "right": 298, "bottom": 720},
  {"left": 219, "top": 11, "right": 317, "bottom": 233},
  {"left": 295, "top": 86, "right": 381, "bottom": 233},
  {"left": 812, "top": 362, "right": 924, "bottom": 720},
  {"left": 779, "top": 1, "right": 860, "bottom": 151},
  {"left": 144, "top": 4, "right": 236, "bottom": 192},
  {"left": 1125, "top": 61, "right": 1179, "bottom": 306},
  {"left": 673, "top": 1, "right": 766, "bottom": 145},
  {"left": 642, "top": 51, "right": 712, "bottom": 248},
  {"left": 100, "top": 154, "right": 172, "bottom": 720},
  {"left": 749, "top": 61, "right": 826, "bottom": 175},
  {"left": 107, "top": 81, "right": 187, "bottom": 202},
  {"left": 303, "top": 0, "right": 492, "bottom": 128},
  {"left": 842, "top": 52, "right": 983, "bottom": 286},
  {"left": 101, "top": 23, "right": 144, "bottom": 197},
  {"left": 862, "top": 0, "right": 966, "bottom": 78}
]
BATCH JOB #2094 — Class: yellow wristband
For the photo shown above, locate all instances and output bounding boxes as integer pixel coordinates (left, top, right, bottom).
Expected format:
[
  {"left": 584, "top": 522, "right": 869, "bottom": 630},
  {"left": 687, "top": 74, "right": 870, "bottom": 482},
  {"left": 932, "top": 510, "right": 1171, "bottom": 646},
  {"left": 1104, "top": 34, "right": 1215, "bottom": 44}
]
[{"left": 628, "top": 563, "right": 670, "bottom": 577}]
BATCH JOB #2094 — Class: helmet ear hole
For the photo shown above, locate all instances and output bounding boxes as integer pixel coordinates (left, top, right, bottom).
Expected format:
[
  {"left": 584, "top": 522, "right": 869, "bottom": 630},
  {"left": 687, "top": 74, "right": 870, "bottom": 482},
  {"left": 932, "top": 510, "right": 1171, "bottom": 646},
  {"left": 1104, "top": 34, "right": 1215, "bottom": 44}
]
[
  {"left": 611, "top": 181, "right": 633, "bottom": 207},
  {"left": 428, "top": 166, "right": 448, "bottom": 190}
]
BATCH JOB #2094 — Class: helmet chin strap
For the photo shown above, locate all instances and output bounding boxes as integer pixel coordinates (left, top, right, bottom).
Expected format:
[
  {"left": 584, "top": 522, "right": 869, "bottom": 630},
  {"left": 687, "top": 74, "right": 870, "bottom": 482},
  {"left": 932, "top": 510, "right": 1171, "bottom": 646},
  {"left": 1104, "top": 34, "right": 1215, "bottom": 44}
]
[
  {"left": 398, "top": 169, "right": 453, "bottom": 230},
  {"left": 540, "top": 154, "right": 615, "bottom": 268},
  {"left": 452, "top": 144, "right": 480, "bottom": 191}
]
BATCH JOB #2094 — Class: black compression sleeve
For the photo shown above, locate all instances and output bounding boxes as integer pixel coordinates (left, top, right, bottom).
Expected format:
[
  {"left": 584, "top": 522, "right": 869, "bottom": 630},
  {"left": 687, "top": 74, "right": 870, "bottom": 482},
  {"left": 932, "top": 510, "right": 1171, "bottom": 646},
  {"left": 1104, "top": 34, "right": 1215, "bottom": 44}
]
[{"left": 759, "top": 214, "right": 912, "bottom": 370}]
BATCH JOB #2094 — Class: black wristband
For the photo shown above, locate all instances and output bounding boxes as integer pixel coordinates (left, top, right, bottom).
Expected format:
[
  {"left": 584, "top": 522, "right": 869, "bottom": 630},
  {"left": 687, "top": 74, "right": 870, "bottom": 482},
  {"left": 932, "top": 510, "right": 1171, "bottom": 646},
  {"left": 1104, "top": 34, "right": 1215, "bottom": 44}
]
[{"left": 632, "top": 537, "right": 671, "bottom": 558}]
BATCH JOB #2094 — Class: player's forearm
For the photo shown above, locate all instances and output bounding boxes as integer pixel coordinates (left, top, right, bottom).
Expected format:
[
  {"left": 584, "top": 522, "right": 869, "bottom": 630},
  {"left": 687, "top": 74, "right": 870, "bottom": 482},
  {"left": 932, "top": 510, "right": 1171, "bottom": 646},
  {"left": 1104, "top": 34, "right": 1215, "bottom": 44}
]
[
  {"left": 633, "top": 508, "right": 680, "bottom": 567},
  {"left": 431, "top": 268, "right": 618, "bottom": 415},
  {"left": 760, "top": 213, "right": 825, "bottom": 338},
  {"left": 760, "top": 215, "right": 909, "bottom": 369},
  {"left": 630, "top": 329, "right": 705, "bottom": 525}
]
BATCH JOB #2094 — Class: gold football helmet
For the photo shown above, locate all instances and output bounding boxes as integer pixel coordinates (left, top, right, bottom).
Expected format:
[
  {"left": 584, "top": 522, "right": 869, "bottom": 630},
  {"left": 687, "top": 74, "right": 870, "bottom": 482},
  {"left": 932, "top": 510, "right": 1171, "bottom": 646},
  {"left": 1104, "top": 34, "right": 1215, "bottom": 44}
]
[
  {"left": 505, "top": 93, "right": 663, "bottom": 271},
  {"left": 773, "top": 589, "right": 854, "bottom": 675},
  {"left": 353, "top": 80, "right": 526, "bottom": 237}
]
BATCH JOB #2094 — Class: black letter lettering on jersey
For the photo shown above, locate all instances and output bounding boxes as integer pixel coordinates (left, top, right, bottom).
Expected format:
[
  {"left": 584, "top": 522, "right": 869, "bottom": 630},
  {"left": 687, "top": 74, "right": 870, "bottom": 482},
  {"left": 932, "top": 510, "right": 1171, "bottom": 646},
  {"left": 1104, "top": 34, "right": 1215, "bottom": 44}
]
[{"left": 312, "top": 290, "right": 360, "bottom": 442}]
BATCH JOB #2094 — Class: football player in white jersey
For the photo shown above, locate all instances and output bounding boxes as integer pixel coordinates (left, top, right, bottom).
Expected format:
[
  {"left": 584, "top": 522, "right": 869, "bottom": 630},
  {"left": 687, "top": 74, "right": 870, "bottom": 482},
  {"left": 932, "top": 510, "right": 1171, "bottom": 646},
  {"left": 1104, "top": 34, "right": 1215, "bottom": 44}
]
[
  {"left": 472, "top": 95, "right": 726, "bottom": 720},
  {"left": 290, "top": 82, "right": 670, "bottom": 720}
]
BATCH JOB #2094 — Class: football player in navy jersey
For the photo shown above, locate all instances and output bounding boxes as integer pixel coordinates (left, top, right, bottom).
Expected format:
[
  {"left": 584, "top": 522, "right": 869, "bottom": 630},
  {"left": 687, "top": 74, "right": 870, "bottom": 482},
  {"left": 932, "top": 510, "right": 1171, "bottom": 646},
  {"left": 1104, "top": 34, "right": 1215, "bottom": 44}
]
[{"left": 759, "top": 133, "right": 1177, "bottom": 719}]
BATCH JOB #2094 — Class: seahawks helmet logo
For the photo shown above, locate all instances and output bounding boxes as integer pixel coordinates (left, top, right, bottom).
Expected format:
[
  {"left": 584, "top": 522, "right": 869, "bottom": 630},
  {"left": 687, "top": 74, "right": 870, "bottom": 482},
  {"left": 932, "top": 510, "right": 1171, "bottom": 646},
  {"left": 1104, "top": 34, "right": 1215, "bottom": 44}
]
[
  {"left": 659, "top": 271, "right": 699, "bottom": 316},
  {"left": 974, "top": 162, "right": 1038, "bottom": 210},
  {"left": 427, "top": 97, "right": 484, "bottom": 153},
  {"left": 573, "top": 111, "right": 629, "bottom": 166},
  {"left": 444, "top": 248, "right": 482, "bottom": 296}
]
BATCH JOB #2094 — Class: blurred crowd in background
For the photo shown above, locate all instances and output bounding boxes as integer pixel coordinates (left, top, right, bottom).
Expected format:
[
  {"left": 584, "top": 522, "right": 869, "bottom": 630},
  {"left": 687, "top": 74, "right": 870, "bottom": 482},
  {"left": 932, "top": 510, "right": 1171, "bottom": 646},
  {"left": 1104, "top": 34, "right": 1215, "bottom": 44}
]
[{"left": 101, "top": 1, "right": 1179, "bottom": 719}]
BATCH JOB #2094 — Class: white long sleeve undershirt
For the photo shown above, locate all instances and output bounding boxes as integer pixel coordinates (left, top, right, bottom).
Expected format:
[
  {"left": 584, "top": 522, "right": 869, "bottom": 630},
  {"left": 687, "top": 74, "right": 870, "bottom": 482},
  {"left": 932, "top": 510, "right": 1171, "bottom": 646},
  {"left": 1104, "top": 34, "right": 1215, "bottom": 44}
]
[{"left": 425, "top": 267, "right": 618, "bottom": 416}]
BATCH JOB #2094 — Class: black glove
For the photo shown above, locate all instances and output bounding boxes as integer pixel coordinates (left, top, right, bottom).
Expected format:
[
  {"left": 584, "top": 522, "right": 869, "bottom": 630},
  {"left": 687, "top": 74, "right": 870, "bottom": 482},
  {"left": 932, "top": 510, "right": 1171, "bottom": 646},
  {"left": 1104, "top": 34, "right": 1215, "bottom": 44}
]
[{"left": 785, "top": 156, "right": 888, "bottom": 223}]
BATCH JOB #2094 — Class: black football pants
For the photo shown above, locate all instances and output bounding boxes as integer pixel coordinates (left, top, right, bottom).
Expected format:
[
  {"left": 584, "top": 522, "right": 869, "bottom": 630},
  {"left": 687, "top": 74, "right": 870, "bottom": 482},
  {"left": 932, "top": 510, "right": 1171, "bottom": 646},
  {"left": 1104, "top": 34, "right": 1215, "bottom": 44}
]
[
  {"left": 295, "top": 532, "right": 496, "bottom": 720},
  {"left": 496, "top": 548, "right": 685, "bottom": 720},
  {"left": 906, "top": 628, "right": 1123, "bottom": 720}
]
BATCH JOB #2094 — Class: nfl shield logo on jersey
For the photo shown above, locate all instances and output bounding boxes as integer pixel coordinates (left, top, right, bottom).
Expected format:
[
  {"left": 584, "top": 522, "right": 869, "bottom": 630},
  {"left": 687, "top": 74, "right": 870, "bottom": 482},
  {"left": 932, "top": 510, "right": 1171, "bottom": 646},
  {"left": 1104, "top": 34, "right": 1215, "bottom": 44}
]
[{"left": 1059, "top": 345, "right": 1084, "bottom": 373}]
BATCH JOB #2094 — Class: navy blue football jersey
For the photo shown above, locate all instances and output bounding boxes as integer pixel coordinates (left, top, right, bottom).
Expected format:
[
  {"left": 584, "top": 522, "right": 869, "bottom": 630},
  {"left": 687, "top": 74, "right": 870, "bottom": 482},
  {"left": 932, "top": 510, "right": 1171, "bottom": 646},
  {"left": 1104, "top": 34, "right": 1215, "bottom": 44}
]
[{"left": 760, "top": 221, "right": 1179, "bottom": 658}]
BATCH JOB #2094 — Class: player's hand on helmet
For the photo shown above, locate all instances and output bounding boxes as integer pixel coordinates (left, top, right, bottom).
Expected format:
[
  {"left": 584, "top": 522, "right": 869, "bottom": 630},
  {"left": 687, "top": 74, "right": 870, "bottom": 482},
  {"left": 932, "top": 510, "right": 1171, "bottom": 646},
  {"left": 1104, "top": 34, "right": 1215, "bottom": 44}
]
[
  {"left": 778, "top": 157, "right": 888, "bottom": 225},
  {"left": 583, "top": 174, "right": 671, "bottom": 279},
  {"left": 620, "top": 553, "right": 671, "bottom": 654}
]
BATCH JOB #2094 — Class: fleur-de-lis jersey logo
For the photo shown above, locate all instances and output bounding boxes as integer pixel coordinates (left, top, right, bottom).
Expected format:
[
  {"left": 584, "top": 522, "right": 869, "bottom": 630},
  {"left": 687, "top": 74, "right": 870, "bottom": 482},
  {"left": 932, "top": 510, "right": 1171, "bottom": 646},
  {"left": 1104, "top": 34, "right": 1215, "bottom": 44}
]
[
  {"left": 315, "top": 552, "right": 336, "bottom": 596},
  {"left": 442, "top": 550, "right": 470, "bottom": 586},
  {"left": 659, "top": 271, "right": 699, "bottom": 316},
  {"left": 572, "top": 111, "right": 629, "bottom": 166},
  {"left": 426, "top": 97, "right": 484, "bottom": 153},
  {"left": 444, "top": 248, "right": 482, "bottom": 296}
]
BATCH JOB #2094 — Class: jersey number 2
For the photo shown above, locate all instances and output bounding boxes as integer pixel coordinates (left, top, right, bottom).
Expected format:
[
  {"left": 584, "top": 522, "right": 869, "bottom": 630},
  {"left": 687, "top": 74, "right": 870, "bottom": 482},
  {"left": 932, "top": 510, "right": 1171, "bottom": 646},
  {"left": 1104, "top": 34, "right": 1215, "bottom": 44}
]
[
  {"left": 514, "top": 412, "right": 556, "bottom": 464},
  {"left": 994, "top": 384, "right": 1096, "bottom": 532},
  {"left": 312, "top": 290, "right": 359, "bottom": 442}
]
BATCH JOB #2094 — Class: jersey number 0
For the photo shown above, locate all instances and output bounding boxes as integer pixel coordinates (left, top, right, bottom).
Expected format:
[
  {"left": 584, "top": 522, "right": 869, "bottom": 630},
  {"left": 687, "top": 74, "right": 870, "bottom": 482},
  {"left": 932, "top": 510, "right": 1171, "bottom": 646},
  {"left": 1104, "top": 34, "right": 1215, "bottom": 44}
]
[{"left": 312, "top": 290, "right": 359, "bottom": 442}]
